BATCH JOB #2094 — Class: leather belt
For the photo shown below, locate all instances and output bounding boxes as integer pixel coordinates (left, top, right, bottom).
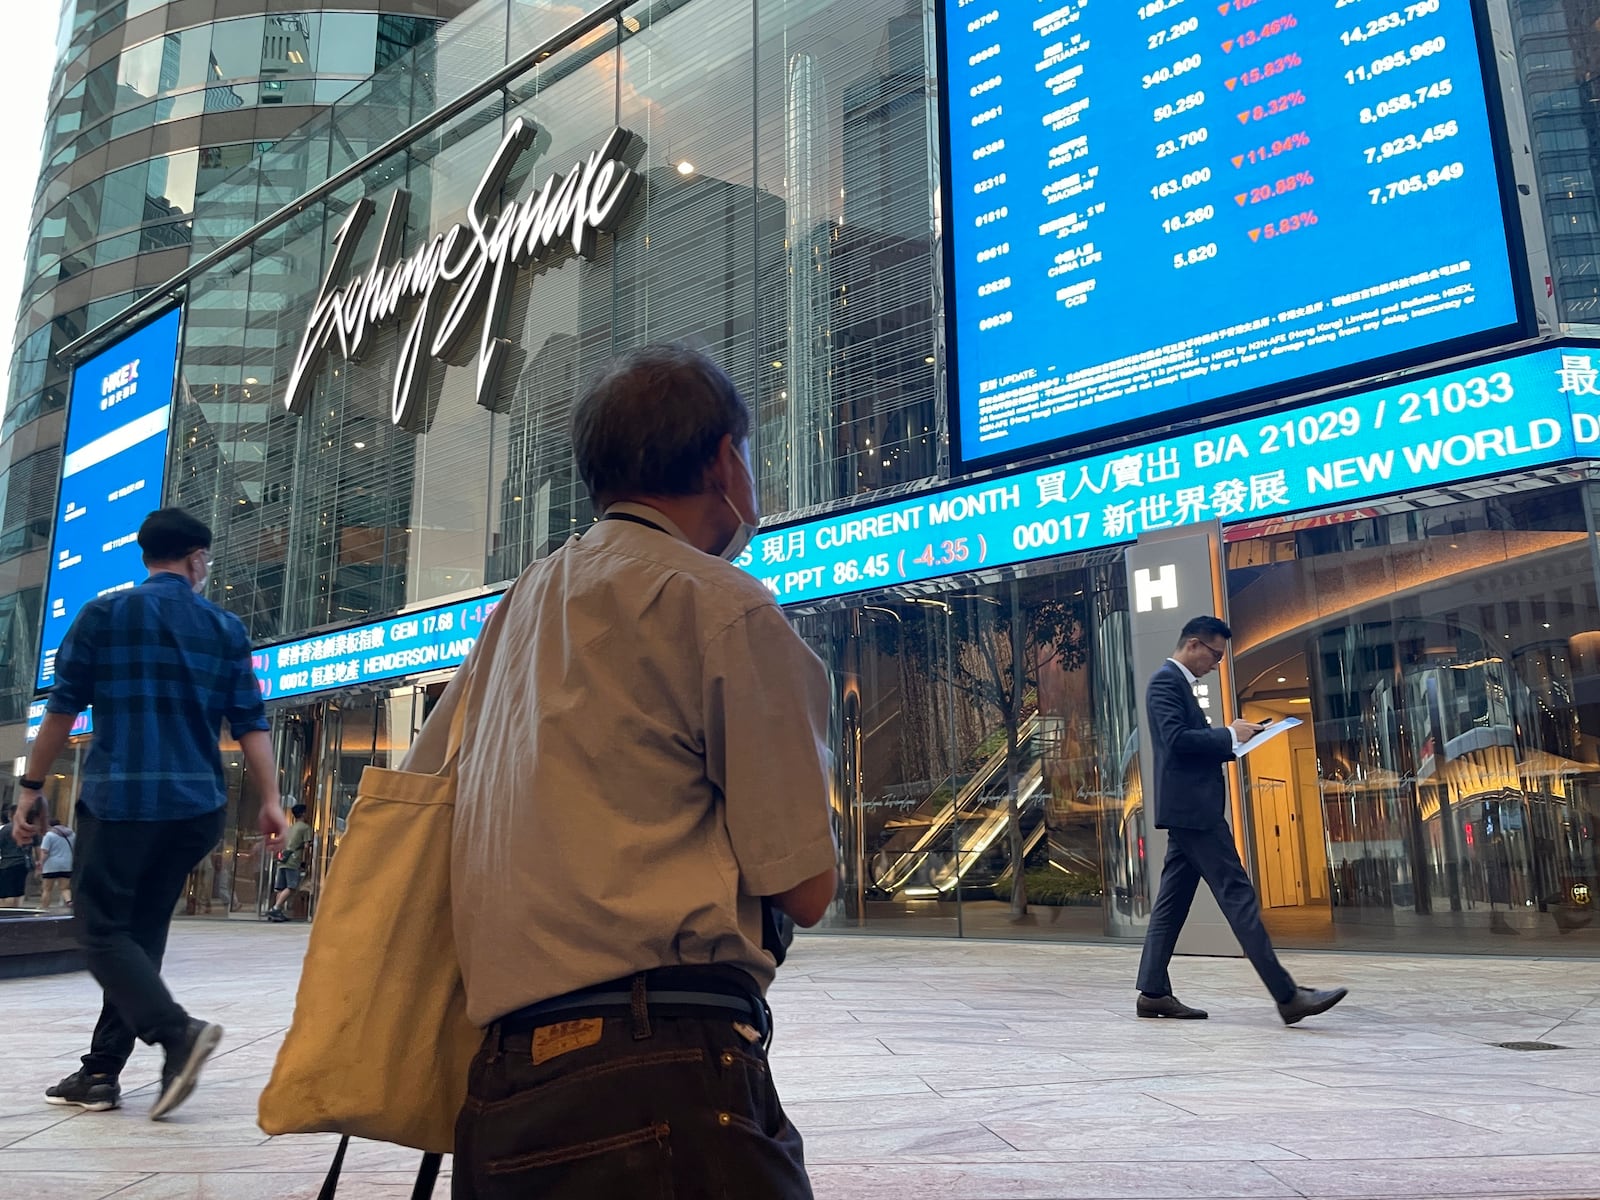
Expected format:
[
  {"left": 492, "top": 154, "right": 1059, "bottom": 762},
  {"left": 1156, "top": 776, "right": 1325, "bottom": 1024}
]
[{"left": 498, "top": 968, "right": 771, "bottom": 1045}]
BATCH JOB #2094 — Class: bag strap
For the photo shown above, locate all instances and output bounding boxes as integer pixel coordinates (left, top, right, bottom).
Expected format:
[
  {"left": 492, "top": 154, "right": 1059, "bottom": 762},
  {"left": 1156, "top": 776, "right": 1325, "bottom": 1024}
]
[
  {"left": 317, "top": 1138, "right": 442, "bottom": 1199},
  {"left": 317, "top": 1136, "right": 349, "bottom": 1200},
  {"left": 412, "top": 1153, "right": 443, "bottom": 1199},
  {"left": 396, "top": 577, "right": 522, "bottom": 782},
  {"left": 438, "top": 572, "right": 525, "bottom": 777}
]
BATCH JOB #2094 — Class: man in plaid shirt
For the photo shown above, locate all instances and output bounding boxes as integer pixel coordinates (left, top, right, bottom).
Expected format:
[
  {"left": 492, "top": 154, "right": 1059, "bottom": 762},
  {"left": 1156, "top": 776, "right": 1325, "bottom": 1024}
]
[{"left": 13, "top": 508, "right": 288, "bottom": 1119}]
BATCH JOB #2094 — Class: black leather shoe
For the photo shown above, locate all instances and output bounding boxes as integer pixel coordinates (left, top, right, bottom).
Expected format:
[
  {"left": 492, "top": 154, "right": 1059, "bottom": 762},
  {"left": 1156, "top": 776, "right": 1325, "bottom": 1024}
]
[
  {"left": 1278, "top": 985, "right": 1348, "bottom": 1026},
  {"left": 1137, "top": 993, "right": 1208, "bottom": 1019}
]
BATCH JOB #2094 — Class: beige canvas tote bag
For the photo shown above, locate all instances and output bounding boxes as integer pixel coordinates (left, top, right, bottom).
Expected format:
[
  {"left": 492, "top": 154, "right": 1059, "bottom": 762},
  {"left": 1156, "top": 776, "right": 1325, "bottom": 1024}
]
[{"left": 259, "top": 589, "right": 510, "bottom": 1155}]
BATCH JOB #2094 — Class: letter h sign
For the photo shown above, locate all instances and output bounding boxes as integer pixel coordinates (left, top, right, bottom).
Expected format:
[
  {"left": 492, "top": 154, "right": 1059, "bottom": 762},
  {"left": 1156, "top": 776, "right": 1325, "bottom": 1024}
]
[{"left": 1134, "top": 564, "right": 1179, "bottom": 613}]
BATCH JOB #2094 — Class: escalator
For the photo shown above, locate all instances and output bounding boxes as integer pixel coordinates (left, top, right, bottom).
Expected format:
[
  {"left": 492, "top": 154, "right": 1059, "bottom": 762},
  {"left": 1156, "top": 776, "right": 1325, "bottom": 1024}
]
[{"left": 867, "top": 715, "right": 1051, "bottom": 900}]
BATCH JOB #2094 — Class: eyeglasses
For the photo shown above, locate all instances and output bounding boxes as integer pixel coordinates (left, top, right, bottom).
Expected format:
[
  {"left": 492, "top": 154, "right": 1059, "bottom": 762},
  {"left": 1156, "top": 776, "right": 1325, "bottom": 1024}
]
[{"left": 1198, "top": 641, "right": 1226, "bottom": 662}]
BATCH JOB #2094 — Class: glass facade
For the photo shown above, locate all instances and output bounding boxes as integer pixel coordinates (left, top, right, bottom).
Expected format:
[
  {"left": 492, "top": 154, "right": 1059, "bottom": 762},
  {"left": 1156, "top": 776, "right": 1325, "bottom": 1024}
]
[
  {"left": 1512, "top": 0, "right": 1600, "bottom": 325},
  {"left": 787, "top": 484, "right": 1600, "bottom": 952},
  {"left": 5, "top": 0, "right": 1600, "bottom": 955},
  {"left": 23, "top": 12, "right": 447, "bottom": 304},
  {"left": 0, "top": 1, "right": 470, "bottom": 735}
]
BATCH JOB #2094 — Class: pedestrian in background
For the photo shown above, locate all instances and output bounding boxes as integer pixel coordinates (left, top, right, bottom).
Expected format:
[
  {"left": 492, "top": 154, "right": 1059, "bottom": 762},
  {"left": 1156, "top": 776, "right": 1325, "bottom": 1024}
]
[
  {"left": 267, "top": 804, "right": 312, "bottom": 922},
  {"left": 0, "top": 806, "right": 33, "bottom": 908},
  {"left": 38, "top": 822, "right": 74, "bottom": 909},
  {"left": 1135, "top": 615, "right": 1348, "bottom": 1025},
  {"left": 12, "top": 507, "right": 288, "bottom": 1119},
  {"left": 450, "top": 346, "right": 838, "bottom": 1199}
]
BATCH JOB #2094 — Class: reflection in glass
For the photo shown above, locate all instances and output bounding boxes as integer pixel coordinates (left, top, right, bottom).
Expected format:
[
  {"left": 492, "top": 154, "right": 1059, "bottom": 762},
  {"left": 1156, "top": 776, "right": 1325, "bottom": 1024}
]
[
  {"left": 797, "top": 559, "right": 1132, "bottom": 939},
  {"left": 208, "top": 17, "right": 268, "bottom": 83},
  {"left": 316, "top": 14, "right": 380, "bottom": 76},
  {"left": 1230, "top": 487, "right": 1600, "bottom": 951}
]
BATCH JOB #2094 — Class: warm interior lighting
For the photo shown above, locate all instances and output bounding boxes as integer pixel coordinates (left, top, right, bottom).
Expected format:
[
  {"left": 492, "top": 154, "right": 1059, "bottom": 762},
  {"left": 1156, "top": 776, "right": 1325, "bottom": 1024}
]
[
  {"left": 244, "top": 377, "right": 258, "bottom": 385},
  {"left": 353, "top": 441, "right": 366, "bottom": 449},
  {"left": 676, "top": 160, "right": 696, "bottom": 176}
]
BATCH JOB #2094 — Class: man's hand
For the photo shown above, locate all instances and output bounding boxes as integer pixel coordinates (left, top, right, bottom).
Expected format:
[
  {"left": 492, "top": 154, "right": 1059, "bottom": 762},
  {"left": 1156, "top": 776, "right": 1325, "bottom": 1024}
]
[
  {"left": 258, "top": 800, "right": 289, "bottom": 844},
  {"left": 1230, "top": 719, "right": 1266, "bottom": 742},
  {"left": 12, "top": 791, "right": 46, "bottom": 844}
]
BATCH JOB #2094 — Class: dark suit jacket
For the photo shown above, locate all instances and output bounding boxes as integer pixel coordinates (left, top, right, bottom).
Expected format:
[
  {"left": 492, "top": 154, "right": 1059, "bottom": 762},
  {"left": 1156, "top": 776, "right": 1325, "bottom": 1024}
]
[{"left": 1146, "top": 660, "right": 1235, "bottom": 830}]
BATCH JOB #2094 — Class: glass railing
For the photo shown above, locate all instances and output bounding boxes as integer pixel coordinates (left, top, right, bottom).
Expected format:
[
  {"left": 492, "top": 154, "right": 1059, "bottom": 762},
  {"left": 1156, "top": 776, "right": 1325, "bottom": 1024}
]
[{"left": 867, "top": 714, "right": 1049, "bottom": 899}]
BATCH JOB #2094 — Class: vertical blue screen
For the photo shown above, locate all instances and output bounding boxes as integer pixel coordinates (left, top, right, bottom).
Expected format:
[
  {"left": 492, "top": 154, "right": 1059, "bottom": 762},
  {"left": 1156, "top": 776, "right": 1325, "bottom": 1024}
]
[
  {"left": 36, "top": 307, "right": 182, "bottom": 689},
  {"left": 941, "top": 0, "right": 1525, "bottom": 467}
]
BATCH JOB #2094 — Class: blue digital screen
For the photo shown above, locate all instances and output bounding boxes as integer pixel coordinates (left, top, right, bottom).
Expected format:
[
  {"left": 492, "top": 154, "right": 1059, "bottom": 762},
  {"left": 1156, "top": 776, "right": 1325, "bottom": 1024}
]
[
  {"left": 253, "top": 592, "right": 506, "bottom": 703},
  {"left": 25, "top": 701, "right": 91, "bottom": 744},
  {"left": 940, "top": 0, "right": 1526, "bottom": 468},
  {"left": 37, "top": 307, "right": 183, "bottom": 690},
  {"left": 735, "top": 345, "right": 1600, "bottom": 605}
]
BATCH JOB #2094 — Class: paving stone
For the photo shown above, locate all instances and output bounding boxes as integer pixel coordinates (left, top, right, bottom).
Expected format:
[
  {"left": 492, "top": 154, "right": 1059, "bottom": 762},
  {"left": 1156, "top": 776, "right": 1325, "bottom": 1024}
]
[{"left": 0, "top": 923, "right": 1596, "bottom": 1198}]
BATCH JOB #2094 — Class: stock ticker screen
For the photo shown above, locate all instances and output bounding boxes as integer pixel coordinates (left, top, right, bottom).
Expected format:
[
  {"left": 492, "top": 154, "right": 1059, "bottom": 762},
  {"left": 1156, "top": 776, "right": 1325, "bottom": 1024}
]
[
  {"left": 36, "top": 307, "right": 182, "bottom": 690},
  {"left": 941, "top": 0, "right": 1527, "bottom": 468}
]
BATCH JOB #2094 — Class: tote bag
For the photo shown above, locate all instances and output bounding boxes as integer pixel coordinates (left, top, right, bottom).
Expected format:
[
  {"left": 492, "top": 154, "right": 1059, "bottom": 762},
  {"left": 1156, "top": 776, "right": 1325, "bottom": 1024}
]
[{"left": 259, "top": 588, "right": 510, "bottom": 1156}]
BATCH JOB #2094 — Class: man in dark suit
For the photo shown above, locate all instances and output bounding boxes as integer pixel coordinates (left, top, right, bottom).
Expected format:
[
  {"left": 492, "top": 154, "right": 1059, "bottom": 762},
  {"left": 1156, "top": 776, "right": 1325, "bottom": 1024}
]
[{"left": 1136, "top": 615, "right": 1348, "bottom": 1025}]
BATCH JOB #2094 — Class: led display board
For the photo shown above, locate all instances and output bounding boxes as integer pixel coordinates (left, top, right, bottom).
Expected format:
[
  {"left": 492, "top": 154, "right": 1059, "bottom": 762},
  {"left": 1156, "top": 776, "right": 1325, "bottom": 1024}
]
[
  {"left": 735, "top": 344, "right": 1600, "bottom": 605},
  {"left": 253, "top": 591, "right": 506, "bottom": 703},
  {"left": 939, "top": 0, "right": 1528, "bottom": 469},
  {"left": 69, "top": 340, "right": 1590, "bottom": 713},
  {"left": 33, "top": 588, "right": 502, "bottom": 730},
  {"left": 36, "top": 307, "right": 184, "bottom": 689},
  {"left": 24, "top": 702, "right": 91, "bottom": 744}
]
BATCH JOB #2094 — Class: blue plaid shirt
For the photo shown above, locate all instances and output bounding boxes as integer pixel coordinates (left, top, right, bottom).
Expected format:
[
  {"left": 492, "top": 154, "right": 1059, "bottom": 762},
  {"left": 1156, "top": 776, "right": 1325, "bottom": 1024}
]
[{"left": 46, "top": 571, "right": 270, "bottom": 821}]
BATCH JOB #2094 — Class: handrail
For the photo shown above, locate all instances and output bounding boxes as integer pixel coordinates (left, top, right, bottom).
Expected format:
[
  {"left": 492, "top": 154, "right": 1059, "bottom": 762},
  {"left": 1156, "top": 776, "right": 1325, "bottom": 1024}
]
[
  {"left": 872, "top": 713, "right": 1044, "bottom": 894},
  {"left": 59, "top": 0, "right": 633, "bottom": 364}
]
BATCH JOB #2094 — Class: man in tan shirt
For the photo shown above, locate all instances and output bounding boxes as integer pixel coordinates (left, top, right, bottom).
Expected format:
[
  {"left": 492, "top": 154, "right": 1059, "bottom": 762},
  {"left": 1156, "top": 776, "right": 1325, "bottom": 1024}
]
[{"left": 451, "top": 345, "right": 838, "bottom": 1199}]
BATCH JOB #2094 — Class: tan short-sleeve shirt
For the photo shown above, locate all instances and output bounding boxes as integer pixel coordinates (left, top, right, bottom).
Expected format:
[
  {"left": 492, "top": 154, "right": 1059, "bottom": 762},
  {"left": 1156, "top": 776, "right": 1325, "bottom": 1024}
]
[{"left": 451, "top": 503, "right": 837, "bottom": 1026}]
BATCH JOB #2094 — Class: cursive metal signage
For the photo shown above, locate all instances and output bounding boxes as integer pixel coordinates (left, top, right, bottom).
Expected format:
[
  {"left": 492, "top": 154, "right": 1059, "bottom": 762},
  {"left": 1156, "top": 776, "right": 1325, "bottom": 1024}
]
[{"left": 285, "top": 118, "right": 640, "bottom": 431}]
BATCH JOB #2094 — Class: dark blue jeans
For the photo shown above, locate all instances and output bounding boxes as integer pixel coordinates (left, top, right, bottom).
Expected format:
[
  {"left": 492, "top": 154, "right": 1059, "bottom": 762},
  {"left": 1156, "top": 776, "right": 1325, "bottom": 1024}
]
[{"left": 453, "top": 1008, "right": 812, "bottom": 1199}]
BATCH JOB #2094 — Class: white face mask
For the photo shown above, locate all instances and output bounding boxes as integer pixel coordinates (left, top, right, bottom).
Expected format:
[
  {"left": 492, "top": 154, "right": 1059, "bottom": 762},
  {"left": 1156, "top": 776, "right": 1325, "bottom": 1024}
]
[
  {"left": 190, "top": 551, "right": 211, "bottom": 595},
  {"left": 719, "top": 456, "right": 760, "bottom": 562}
]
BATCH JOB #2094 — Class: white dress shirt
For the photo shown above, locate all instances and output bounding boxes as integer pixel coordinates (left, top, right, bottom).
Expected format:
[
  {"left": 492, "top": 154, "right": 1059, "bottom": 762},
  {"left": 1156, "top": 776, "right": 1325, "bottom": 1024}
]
[{"left": 1168, "top": 657, "right": 1241, "bottom": 751}]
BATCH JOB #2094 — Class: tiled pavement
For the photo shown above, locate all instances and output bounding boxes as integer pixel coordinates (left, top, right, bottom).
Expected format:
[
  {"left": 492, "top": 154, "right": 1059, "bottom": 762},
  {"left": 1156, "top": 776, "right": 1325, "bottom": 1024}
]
[{"left": 1, "top": 923, "right": 1598, "bottom": 1199}]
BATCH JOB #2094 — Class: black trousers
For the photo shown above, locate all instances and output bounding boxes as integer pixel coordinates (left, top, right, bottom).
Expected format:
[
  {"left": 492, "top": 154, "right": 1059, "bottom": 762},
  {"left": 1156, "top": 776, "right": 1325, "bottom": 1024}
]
[
  {"left": 73, "top": 806, "right": 224, "bottom": 1077},
  {"left": 1136, "top": 822, "right": 1296, "bottom": 1004},
  {"left": 454, "top": 1005, "right": 812, "bottom": 1199}
]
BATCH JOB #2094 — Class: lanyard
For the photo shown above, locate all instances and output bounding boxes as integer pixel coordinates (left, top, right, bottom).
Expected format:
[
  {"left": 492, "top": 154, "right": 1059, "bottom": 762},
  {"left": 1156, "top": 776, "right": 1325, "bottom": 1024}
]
[{"left": 601, "top": 511, "right": 671, "bottom": 536}]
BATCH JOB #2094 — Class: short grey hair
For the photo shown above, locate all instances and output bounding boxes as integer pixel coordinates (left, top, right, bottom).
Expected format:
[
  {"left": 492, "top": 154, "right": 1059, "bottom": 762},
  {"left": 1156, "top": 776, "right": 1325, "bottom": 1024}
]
[{"left": 571, "top": 344, "right": 752, "bottom": 505}]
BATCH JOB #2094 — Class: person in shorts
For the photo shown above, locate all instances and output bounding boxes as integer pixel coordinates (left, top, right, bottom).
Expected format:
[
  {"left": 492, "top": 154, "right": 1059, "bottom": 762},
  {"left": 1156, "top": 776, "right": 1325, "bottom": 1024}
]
[
  {"left": 267, "top": 805, "right": 311, "bottom": 922},
  {"left": 39, "top": 823, "right": 75, "bottom": 909}
]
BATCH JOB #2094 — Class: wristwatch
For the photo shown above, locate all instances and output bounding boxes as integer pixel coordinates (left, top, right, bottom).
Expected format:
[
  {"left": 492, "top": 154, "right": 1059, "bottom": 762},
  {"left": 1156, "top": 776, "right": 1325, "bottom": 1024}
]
[{"left": 18, "top": 777, "right": 44, "bottom": 791}]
